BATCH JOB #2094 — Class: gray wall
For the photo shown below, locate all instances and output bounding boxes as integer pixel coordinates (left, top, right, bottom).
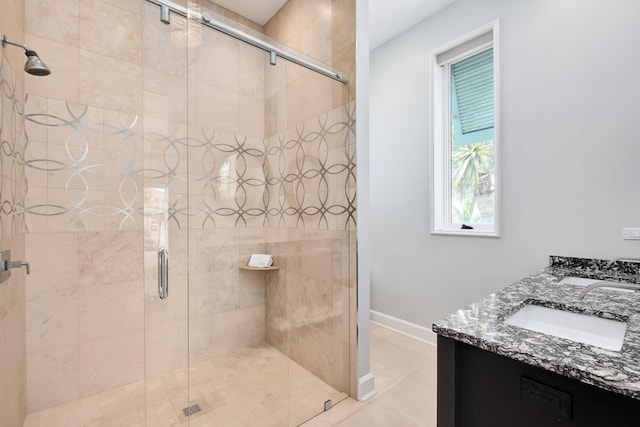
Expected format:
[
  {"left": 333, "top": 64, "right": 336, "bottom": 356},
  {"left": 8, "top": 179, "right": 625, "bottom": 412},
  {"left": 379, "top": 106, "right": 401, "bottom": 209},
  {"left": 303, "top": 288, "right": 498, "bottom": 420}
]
[{"left": 369, "top": 0, "right": 640, "bottom": 332}]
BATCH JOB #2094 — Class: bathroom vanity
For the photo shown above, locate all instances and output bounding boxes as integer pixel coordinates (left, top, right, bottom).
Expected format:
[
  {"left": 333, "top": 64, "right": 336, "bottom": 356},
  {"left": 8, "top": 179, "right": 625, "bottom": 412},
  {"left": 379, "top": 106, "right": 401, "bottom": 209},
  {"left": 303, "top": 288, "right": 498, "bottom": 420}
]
[{"left": 433, "top": 256, "right": 640, "bottom": 427}]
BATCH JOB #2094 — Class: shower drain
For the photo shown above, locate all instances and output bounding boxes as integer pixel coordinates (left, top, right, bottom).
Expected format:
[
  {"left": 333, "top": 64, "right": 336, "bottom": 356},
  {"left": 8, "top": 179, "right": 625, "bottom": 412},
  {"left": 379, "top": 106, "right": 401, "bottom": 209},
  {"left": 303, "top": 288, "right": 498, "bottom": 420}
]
[{"left": 182, "top": 403, "right": 202, "bottom": 417}]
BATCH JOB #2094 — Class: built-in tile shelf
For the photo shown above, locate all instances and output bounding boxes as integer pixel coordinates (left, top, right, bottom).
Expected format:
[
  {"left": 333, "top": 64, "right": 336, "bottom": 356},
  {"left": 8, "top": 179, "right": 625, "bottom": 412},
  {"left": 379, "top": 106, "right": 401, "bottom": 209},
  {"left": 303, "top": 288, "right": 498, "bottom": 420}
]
[{"left": 239, "top": 266, "right": 279, "bottom": 271}]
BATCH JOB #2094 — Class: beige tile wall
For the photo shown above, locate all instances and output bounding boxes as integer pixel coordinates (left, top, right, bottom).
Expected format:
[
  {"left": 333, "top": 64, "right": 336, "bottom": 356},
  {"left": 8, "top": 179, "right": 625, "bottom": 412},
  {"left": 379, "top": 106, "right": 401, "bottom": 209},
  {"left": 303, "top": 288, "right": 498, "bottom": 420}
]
[
  {"left": 22, "top": 0, "right": 269, "bottom": 413},
  {"left": 265, "top": 229, "right": 352, "bottom": 394},
  {"left": 23, "top": 0, "right": 356, "bottom": 417},
  {"left": 186, "top": 228, "right": 267, "bottom": 366},
  {"left": 264, "top": 0, "right": 355, "bottom": 131},
  {"left": 0, "top": 1, "right": 27, "bottom": 426},
  {"left": 2, "top": 0, "right": 27, "bottom": 95},
  {"left": 263, "top": 0, "right": 356, "bottom": 398},
  {"left": 25, "top": 231, "right": 145, "bottom": 411}
]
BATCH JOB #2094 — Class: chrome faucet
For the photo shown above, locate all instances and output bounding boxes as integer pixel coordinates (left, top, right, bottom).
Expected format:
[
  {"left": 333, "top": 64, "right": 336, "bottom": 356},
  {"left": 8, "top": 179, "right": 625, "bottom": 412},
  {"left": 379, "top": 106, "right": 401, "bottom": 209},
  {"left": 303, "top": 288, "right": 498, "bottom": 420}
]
[{"left": 578, "top": 282, "right": 640, "bottom": 300}]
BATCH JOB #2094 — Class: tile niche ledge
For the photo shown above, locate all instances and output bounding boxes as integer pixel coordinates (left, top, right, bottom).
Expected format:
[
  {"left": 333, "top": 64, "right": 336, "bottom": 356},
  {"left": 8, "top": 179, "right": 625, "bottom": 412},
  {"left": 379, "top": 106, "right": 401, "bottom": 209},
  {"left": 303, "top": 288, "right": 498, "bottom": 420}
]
[{"left": 238, "top": 266, "right": 279, "bottom": 271}]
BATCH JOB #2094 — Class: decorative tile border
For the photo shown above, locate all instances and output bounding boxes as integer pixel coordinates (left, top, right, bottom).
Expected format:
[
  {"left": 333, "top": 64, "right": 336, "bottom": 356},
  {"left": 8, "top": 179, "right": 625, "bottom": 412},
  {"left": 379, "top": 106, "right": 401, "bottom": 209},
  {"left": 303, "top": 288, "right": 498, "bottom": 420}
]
[
  {"left": 0, "top": 52, "right": 25, "bottom": 240},
  {"left": 265, "top": 104, "right": 356, "bottom": 230},
  {"left": 24, "top": 97, "right": 356, "bottom": 232}
]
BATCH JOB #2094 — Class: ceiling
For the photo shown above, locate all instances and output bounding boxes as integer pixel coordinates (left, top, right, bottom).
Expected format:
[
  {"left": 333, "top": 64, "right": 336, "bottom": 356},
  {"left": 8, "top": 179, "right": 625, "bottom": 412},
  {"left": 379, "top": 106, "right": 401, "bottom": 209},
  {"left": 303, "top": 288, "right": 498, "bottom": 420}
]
[
  {"left": 369, "top": 0, "right": 457, "bottom": 49},
  {"left": 210, "top": 0, "right": 456, "bottom": 49},
  {"left": 211, "top": 0, "right": 288, "bottom": 26}
]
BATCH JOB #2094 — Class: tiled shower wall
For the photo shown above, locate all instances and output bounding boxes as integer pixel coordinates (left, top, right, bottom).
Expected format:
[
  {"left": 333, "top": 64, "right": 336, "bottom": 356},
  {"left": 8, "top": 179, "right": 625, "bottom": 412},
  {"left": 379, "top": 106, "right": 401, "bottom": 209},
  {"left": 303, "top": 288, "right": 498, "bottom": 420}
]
[
  {"left": 263, "top": 1, "right": 356, "bottom": 396},
  {"left": 23, "top": 0, "right": 356, "bottom": 415},
  {"left": 0, "top": 1, "right": 27, "bottom": 425},
  {"left": 0, "top": 41, "right": 28, "bottom": 427},
  {"left": 23, "top": 95, "right": 355, "bottom": 409},
  {"left": 265, "top": 228, "right": 354, "bottom": 394}
]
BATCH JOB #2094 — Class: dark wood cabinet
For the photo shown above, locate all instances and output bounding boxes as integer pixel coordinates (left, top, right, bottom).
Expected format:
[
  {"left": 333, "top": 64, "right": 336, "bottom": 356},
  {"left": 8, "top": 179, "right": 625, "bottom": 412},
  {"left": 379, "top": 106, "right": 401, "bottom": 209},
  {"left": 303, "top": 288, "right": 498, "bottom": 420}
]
[{"left": 437, "top": 336, "right": 640, "bottom": 427}]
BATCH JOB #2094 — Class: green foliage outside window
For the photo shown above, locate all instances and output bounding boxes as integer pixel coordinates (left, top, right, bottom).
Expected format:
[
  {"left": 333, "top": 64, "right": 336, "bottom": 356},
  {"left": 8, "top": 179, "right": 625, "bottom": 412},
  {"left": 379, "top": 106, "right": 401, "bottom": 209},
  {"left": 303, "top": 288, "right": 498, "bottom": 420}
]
[{"left": 451, "top": 139, "right": 494, "bottom": 224}]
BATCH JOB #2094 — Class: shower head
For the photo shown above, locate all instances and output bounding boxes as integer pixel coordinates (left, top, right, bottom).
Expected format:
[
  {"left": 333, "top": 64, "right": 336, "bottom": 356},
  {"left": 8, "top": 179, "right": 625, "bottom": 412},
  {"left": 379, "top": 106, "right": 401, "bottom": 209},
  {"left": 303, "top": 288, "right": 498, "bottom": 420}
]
[
  {"left": 0, "top": 33, "right": 51, "bottom": 76},
  {"left": 23, "top": 50, "right": 50, "bottom": 76}
]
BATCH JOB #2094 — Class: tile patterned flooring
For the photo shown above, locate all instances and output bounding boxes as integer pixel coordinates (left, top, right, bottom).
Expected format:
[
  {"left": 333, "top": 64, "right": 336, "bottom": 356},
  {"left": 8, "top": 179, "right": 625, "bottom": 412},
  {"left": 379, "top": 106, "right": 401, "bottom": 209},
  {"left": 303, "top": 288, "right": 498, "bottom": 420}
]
[
  {"left": 23, "top": 344, "right": 347, "bottom": 427},
  {"left": 300, "top": 324, "right": 437, "bottom": 427},
  {"left": 22, "top": 324, "right": 436, "bottom": 426}
]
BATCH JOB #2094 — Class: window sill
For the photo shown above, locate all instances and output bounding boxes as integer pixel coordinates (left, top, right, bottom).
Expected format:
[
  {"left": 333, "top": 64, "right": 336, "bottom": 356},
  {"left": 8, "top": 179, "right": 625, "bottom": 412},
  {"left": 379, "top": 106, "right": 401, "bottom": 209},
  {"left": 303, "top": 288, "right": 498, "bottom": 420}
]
[{"left": 431, "top": 229, "right": 500, "bottom": 238}]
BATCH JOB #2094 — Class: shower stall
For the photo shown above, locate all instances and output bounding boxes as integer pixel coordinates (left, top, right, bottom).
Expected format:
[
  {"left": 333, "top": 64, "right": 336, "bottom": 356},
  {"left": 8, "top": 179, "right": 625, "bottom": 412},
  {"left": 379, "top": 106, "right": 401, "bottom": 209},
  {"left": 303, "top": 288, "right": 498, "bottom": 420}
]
[{"left": 8, "top": 0, "right": 357, "bottom": 426}]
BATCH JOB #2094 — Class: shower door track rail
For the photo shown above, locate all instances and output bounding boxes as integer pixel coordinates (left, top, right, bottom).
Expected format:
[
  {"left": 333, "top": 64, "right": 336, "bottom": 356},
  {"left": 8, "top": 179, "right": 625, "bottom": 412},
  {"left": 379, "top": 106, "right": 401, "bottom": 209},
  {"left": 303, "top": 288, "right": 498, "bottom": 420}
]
[{"left": 145, "top": 0, "right": 349, "bottom": 84}]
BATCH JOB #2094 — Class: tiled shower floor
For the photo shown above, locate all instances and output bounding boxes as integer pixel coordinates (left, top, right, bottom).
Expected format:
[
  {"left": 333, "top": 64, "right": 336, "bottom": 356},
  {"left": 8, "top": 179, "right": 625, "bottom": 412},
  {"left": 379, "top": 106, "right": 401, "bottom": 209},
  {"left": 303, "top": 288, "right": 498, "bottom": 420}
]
[{"left": 23, "top": 343, "right": 347, "bottom": 427}]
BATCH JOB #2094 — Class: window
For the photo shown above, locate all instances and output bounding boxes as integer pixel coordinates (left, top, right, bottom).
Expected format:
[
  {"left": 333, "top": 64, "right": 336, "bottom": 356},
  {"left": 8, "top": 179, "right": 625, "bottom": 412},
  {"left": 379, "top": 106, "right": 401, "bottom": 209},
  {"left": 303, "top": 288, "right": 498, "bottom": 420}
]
[{"left": 431, "top": 21, "right": 499, "bottom": 237}]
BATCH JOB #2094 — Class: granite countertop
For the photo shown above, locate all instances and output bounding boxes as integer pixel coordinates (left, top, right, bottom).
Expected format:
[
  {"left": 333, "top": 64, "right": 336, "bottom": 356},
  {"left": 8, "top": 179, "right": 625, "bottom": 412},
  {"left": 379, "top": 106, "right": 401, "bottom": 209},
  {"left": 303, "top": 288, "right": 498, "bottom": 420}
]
[{"left": 432, "top": 256, "right": 640, "bottom": 400}]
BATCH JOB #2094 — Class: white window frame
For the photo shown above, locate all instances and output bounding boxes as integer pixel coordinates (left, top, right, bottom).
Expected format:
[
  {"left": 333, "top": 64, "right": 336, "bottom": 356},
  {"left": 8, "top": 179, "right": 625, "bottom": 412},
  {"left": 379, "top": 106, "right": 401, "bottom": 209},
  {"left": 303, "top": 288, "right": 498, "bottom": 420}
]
[{"left": 430, "top": 20, "right": 500, "bottom": 237}]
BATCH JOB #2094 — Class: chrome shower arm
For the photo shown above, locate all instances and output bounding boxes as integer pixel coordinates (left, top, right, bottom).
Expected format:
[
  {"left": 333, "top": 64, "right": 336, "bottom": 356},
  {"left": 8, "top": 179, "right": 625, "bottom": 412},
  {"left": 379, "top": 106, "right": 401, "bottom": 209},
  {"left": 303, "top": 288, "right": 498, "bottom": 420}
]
[{"left": 0, "top": 34, "right": 29, "bottom": 52}]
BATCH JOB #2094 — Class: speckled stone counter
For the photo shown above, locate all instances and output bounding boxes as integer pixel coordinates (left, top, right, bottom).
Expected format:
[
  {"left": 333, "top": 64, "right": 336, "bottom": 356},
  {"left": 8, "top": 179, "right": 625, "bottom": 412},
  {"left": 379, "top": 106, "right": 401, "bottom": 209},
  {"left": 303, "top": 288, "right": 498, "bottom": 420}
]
[{"left": 432, "top": 256, "right": 640, "bottom": 400}]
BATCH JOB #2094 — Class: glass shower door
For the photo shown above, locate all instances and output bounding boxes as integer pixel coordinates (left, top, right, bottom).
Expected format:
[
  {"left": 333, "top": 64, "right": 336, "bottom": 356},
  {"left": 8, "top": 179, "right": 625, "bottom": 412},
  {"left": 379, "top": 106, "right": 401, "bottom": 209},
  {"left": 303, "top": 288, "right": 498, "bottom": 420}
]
[
  {"left": 183, "top": 15, "right": 289, "bottom": 425},
  {"left": 141, "top": 2, "right": 355, "bottom": 426},
  {"left": 141, "top": 2, "right": 191, "bottom": 425},
  {"left": 181, "top": 23, "right": 354, "bottom": 425},
  {"left": 262, "top": 59, "right": 354, "bottom": 426}
]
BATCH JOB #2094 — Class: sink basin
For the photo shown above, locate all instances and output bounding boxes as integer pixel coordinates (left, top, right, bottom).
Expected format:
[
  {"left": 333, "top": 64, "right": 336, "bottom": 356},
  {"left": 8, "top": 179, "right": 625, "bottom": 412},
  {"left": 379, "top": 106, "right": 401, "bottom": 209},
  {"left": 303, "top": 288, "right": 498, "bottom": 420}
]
[{"left": 504, "top": 304, "right": 627, "bottom": 351}]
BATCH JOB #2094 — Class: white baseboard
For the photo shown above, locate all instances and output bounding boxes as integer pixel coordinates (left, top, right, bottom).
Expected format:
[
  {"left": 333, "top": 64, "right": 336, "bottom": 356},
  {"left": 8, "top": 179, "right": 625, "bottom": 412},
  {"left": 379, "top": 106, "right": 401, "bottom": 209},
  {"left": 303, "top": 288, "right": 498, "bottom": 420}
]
[
  {"left": 357, "top": 372, "right": 376, "bottom": 401},
  {"left": 370, "top": 310, "right": 438, "bottom": 346}
]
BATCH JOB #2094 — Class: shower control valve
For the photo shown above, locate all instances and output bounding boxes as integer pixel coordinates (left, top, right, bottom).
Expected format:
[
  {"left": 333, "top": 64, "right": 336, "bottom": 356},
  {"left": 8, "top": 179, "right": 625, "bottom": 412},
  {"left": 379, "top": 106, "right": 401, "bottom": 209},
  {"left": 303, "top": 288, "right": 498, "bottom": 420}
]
[
  {"left": 3, "top": 259, "right": 30, "bottom": 274},
  {"left": 0, "top": 249, "right": 30, "bottom": 285}
]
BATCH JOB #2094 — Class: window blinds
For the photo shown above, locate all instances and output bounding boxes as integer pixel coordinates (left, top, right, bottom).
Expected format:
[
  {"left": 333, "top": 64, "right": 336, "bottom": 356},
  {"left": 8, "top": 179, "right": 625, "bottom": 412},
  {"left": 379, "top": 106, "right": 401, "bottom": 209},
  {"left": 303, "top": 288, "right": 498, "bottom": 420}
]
[{"left": 451, "top": 48, "right": 494, "bottom": 146}]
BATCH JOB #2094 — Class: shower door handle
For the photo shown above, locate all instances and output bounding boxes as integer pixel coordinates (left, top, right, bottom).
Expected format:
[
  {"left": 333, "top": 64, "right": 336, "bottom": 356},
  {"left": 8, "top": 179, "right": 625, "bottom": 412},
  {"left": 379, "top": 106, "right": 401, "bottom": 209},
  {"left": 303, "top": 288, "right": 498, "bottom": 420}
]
[{"left": 158, "top": 247, "right": 169, "bottom": 300}]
